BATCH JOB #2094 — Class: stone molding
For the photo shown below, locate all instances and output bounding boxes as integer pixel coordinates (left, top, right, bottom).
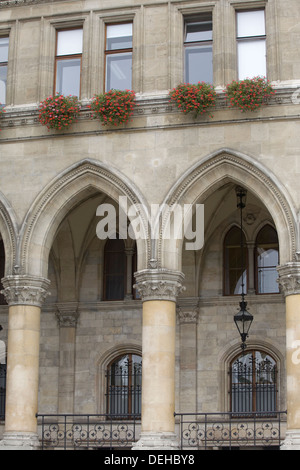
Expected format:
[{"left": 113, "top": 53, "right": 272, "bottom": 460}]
[
  {"left": 177, "top": 298, "right": 200, "bottom": 324},
  {"left": 134, "top": 269, "right": 185, "bottom": 302},
  {"left": 0, "top": 275, "right": 50, "bottom": 307},
  {"left": 281, "top": 430, "right": 300, "bottom": 450},
  {"left": 132, "top": 432, "right": 179, "bottom": 450},
  {"left": 55, "top": 302, "right": 79, "bottom": 328},
  {"left": 0, "top": 88, "right": 297, "bottom": 131},
  {"left": 277, "top": 263, "right": 300, "bottom": 297}
]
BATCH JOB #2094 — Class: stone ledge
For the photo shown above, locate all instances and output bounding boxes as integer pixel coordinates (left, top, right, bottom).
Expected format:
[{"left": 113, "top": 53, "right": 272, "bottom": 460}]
[{"left": 0, "top": 87, "right": 298, "bottom": 131}]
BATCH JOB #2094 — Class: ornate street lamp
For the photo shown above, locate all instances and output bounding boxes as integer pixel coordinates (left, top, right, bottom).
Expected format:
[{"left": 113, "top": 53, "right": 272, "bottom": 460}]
[{"left": 234, "top": 186, "right": 253, "bottom": 350}]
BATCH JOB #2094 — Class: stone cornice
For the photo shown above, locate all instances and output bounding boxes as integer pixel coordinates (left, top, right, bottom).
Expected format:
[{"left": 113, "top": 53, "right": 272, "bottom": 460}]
[
  {"left": 134, "top": 269, "right": 185, "bottom": 302},
  {"left": 277, "top": 263, "right": 300, "bottom": 297},
  {"left": 1, "top": 275, "right": 50, "bottom": 307}
]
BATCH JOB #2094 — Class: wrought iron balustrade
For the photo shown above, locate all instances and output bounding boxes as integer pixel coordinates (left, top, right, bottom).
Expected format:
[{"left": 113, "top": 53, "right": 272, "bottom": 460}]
[
  {"left": 36, "top": 413, "right": 141, "bottom": 450},
  {"left": 175, "top": 411, "right": 287, "bottom": 450}
]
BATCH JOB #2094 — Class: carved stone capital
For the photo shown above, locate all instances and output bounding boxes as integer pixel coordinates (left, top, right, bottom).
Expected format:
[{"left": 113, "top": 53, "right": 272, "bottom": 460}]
[
  {"left": 1, "top": 275, "right": 50, "bottom": 307},
  {"left": 177, "top": 299, "right": 200, "bottom": 324},
  {"left": 277, "top": 263, "right": 300, "bottom": 296},
  {"left": 56, "top": 302, "right": 79, "bottom": 328},
  {"left": 134, "top": 269, "right": 185, "bottom": 302}
]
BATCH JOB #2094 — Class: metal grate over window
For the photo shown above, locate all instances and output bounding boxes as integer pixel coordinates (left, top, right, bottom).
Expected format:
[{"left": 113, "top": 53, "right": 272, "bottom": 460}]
[{"left": 231, "top": 350, "right": 277, "bottom": 415}]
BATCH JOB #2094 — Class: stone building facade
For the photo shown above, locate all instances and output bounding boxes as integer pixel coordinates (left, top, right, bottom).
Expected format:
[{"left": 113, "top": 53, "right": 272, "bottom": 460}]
[{"left": 0, "top": 0, "right": 299, "bottom": 451}]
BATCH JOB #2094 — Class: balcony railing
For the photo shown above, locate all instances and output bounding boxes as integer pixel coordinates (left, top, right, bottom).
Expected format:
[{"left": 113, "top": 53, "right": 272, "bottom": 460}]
[
  {"left": 175, "top": 411, "right": 287, "bottom": 450},
  {"left": 36, "top": 411, "right": 287, "bottom": 450},
  {"left": 36, "top": 413, "right": 141, "bottom": 450}
]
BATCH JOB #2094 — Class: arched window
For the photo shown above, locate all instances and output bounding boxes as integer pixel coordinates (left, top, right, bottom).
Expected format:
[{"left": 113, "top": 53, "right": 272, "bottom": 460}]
[
  {"left": 103, "top": 237, "right": 126, "bottom": 300},
  {"left": 106, "top": 354, "right": 142, "bottom": 417},
  {"left": 230, "top": 350, "right": 277, "bottom": 414},
  {"left": 224, "top": 226, "right": 248, "bottom": 295},
  {"left": 255, "top": 225, "right": 279, "bottom": 294}
]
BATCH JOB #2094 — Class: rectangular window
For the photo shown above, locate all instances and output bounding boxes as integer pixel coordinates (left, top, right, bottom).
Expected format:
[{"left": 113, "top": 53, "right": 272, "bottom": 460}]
[
  {"left": 0, "top": 37, "right": 9, "bottom": 105},
  {"left": 105, "top": 22, "right": 133, "bottom": 92},
  {"left": 237, "top": 10, "right": 266, "bottom": 80},
  {"left": 55, "top": 28, "right": 83, "bottom": 97},
  {"left": 184, "top": 13, "right": 213, "bottom": 84}
]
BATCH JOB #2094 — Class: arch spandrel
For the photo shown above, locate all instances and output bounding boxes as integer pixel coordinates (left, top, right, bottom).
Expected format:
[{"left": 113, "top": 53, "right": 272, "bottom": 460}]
[{"left": 19, "top": 159, "right": 150, "bottom": 279}]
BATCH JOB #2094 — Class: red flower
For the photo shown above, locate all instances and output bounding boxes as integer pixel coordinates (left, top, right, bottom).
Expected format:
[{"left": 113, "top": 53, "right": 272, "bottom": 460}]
[
  {"left": 38, "top": 94, "right": 80, "bottom": 130},
  {"left": 89, "top": 89, "right": 136, "bottom": 127},
  {"left": 169, "top": 82, "right": 216, "bottom": 118}
]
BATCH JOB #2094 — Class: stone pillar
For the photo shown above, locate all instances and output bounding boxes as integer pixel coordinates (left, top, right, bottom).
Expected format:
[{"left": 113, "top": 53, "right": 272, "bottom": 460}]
[
  {"left": 0, "top": 275, "right": 50, "bottom": 450},
  {"left": 132, "top": 268, "right": 185, "bottom": 450},
  {"left": 177, "top": 299, "right": 199, "bottom": 413},
  {"left": 124, "top": 248, "right": 135, "bottom": 300},
  {"left": 56, "top": 302, "right": 79, "bottom": 415},
  {"left": 278, "top": 263, "right": 300, "bottom": 450}
]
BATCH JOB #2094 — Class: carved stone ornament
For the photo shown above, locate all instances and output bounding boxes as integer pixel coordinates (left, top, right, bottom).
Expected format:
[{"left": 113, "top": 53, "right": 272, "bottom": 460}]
[
  {"left": 134, "top": 269, "right": 185, "bottom": 302},
  {"left": 56, "top": 303, "right": 79, "bottom": 328},
  {"left": 177, "top": 306, "right": 199, "bottom": 324},
  {"left": 1, "top": 275, "right": 50, "bottom": 307},
  {"left": 277, "top": 263, "right": 300, "bottom": 297}
]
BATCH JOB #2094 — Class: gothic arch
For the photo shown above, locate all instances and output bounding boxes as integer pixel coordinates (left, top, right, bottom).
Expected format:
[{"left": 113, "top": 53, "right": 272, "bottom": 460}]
[
  {"left": 19, "top": 159, "right": 150, "bottom": 279},
  {"left": 0, "top": 193, "right": 18, "bottom": 276},
  {"left": 158, "top": 148, "right": 297, "bottom": 271}
]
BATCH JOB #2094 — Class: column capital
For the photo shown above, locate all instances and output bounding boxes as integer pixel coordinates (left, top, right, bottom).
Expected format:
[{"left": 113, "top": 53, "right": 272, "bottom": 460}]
[
  {"left": 56, "top": 302, "right": 79, "bottom": 328},
  {"left": 1, "top": 275, "right": 50, "bottom": 307},
  {"left": 277, "top": 263, "right": 300, "bottom": 297},
  {"left": 134, "top": 269, "right": 185, "bottom": 302},
  {"left": 177, "top": 297, "right": 200, "bottom": 324}
]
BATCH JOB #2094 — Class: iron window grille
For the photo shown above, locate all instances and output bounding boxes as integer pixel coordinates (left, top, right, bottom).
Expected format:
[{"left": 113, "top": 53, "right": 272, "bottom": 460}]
[
  {"left": 230, "top": 350, "right": 277, "bottom": 416},
  {"left": 106, "top": 354, "right": 142, "bottom": 419}
]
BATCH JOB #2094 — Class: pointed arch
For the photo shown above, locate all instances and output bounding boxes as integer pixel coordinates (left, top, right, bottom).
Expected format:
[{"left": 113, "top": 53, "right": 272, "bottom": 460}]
[
  {"left": 19, "top": 159, "right": 150, "bottom": 279},
  {"left": 0, "top": 192, "right": 18, "bottom": 276},
  {"left": 158, "top": 148, "right": 297, "bottom": 271}
]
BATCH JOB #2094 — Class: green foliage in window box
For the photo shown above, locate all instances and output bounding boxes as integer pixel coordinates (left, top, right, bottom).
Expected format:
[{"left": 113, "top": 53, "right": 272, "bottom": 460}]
[
  {"left": 89, "top": 89, "right": 136, "bottom": 126},
  {"left": 38, "top": 94, "right": 81, "bottom": 130},
  {"left": 169, "top": 82, "right": 217, "bottom": 118},
  {"left": 225, "top": 77, "right": 275, "bottom": 112}
]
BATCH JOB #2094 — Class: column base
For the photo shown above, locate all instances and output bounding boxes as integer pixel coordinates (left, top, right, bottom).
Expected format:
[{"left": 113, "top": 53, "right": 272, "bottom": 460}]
[
  {"left": 132, "top": 432, "right": 180, "bottom": 450},
  {"left": 0, "top": 432, "right": 40, "bottom": 450},
  {"left": 281, "top": 430, "right": 300, "bottom": 450}
]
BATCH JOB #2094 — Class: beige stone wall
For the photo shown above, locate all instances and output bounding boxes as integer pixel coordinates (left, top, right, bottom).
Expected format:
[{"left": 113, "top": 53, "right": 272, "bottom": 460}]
[{"left": 0, "top": 0, "right": 297, "bottom": 423}]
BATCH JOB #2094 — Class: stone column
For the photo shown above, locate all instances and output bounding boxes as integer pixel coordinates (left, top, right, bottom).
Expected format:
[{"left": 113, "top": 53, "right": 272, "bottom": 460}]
[
  {"left": 132, "top": 268, "right": 185, "bottom": 450},
  {"left": 56, "top": 302, "right": 79, "bottom": 415},
  {"left": 177, "top": 299, "right": 199, "bottom": 413},
  {"left": 278, "top": 263, "right": 300, "bottom": 450},
  {"left": 0, "top": 275, "right": 50, "bottom": 450},
  {"left": 124, "top": 248, "right": 135, "bottom": 300}
]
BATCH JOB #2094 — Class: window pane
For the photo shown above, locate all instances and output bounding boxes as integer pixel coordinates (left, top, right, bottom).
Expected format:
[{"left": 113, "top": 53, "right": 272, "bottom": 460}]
[
  {"left": 185, "top": 45, "right": 213, "bottom": 84},
  {"left": 237, "top": 10, "right": 265, "bottom": 38},
  {"left": 0, "top": 37, "right": 9, "bottom": 63},
  {"left": 56, "top": 58, "right": 81, "bottom": 96},
  {"left": 238, "top": 39, "right": 266, "bottom": 79},
  {"left": 185, "top": 18, "right": 213, "bottom": 43},
  {"left": 0, "top": 65, "right": 7, "bottom": 104},
  {"left": 106, "top": 52, "right": 132, "bottom": 91},
  {"left": 57, "top": 29, "right": 83, "bottom": 56},
  {"left": 224, "top": 227, "right": 248, "bottom": 295},
  {"left": 106, "top": 23, "right": 133, "bottom": 50}
]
